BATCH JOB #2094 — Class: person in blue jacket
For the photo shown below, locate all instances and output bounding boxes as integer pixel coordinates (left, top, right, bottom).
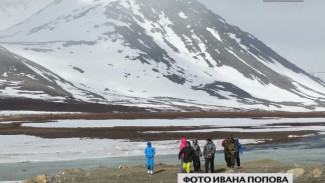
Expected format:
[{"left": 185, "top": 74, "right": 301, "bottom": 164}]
[
  {"left": 234, "top": 138, "right": 243, "bottom": 167},
  {"left": 145, "top": 141, "right": 155, "bottom": 175}
]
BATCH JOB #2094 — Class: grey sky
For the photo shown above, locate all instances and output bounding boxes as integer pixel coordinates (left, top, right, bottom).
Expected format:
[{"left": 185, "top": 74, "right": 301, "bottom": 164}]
[
  {"left": 198, "top": 0, "right": 325, "bottom": 80},
  {"left": 0, "top": 0, "right": 53, "bottom": 30}
]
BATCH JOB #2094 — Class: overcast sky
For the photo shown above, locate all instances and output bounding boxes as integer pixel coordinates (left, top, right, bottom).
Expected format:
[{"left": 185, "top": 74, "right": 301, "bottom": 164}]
[
  {"left": 0, "top": 0, "right": 53, "bottom": 30},
  {"left": 198, "top": 0, "right": 325, "bottom": 79}
]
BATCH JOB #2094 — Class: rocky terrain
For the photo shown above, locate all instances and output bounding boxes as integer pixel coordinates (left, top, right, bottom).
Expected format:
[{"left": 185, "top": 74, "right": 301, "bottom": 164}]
[{"left": 21, "top": 159, "right": 324, "bottom": 183}]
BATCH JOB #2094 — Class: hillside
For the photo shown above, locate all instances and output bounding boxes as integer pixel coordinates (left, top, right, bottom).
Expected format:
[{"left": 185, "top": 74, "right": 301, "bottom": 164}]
[{"left": 0, "top": 0, "right": 325, "bottom": 111}]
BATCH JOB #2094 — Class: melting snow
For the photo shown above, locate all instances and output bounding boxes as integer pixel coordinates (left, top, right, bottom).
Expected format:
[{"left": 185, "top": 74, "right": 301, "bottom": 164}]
[
  {"left": 0, "top": 135, "right": 264, "bottom": 163},
  {"left": 178, "top": 11, "right": 188, "bottom": 19},
  {"left": 227, "top": 33, "right": 248, "bottom": 51},
  {"left": 21, "top": 118, "right": 325, "bottom": 128},
  {"left": 0, "top": 0, "right": 324, "bottom": 111},
  {"left": 0, "top": 111, "right": 82, "bottom": 116},
  {"left": 206, "top": 27, "right": 222, "bottom": 42}
]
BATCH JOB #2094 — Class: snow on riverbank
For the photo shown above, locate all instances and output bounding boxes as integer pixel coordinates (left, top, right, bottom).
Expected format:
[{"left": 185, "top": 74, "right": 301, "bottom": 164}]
[
  {"left": 143, "top": 126, "right": 325, "bottom": 133},
  {"left": 0, "top": 111, "right": 82, "bottom": 116},
  {"left": 0, "top": 135, "right": 263, "bottom": 164},
  {"left": 20, "top": 117, "right": 325, "bottom": 128}
]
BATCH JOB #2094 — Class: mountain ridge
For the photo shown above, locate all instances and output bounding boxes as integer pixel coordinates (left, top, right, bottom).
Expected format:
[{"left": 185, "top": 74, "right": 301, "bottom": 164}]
[{"left": 0, "top": 0, "right": 324, "bottom": 111}]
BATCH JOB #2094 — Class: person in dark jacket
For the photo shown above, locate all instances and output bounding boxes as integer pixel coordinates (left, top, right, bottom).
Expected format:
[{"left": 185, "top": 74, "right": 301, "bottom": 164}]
[
  {"left": 145, "top": 141, "right": 155, "bottom": 175},
  {"left": 224, "top": 135, "right": 236, "bottom": 168},
  {"left": 178, "top": 141, "right": 195, "bottom": 173},
  {"left": 203, "top": 138, "right": 216, "bottom": 173},
  {"left": 234, "top": 138, "right": 243, "bottom": 167},
  {"left": 222, "top": 135, "right": 230, "bottom": 167},
  {"left": 192, "top": 139, "right": 202, "bottom": 172}
]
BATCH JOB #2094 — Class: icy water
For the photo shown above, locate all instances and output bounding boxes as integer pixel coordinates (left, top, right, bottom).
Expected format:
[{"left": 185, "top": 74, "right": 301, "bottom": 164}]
[{"left": 1, "top": 135, "right": 324, "bottom": 182}]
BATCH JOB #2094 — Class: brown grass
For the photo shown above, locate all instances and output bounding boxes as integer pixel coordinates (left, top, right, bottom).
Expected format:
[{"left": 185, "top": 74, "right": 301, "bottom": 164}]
[{"left": 1, "top": 111, "right": 325, "bottom": 122}]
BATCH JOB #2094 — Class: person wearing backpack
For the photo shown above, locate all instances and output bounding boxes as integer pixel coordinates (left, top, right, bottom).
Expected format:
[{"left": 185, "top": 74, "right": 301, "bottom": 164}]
[
  {"left": 203, "top": 138, "right": 216, "bottom": 173},
  {"left": 225, "top": 135, "right": 236, "bottom": 168},
  {"left": 234, "top": 138, "right": 243, "bottom": 167},
  {"left": 178, "top": 141, "right": 195, "bottom": 173},
  {"left": 145, "top": 141, "right": 155, "bottom": 175},
  {"left": 192, "top": 139, "right": 202, "bottom": 172}
]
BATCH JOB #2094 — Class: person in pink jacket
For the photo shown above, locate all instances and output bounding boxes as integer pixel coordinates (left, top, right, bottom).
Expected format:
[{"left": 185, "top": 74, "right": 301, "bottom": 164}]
[{"left": 179, "top": 138, "right": 187, "bottom": 173}]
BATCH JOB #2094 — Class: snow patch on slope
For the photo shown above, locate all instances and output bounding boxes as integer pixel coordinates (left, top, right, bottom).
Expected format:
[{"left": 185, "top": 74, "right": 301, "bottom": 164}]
[
  {"left": 207, "top": 27, "right": 222, "bottom": 42},
  {"left": 178, "top": 11, "right": 188, "bottom": 19}
]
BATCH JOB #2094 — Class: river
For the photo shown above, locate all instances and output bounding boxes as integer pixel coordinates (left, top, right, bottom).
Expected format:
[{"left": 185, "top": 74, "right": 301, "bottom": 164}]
[{"left": 1, "top": 135, "right": 324, "bottom": 182}]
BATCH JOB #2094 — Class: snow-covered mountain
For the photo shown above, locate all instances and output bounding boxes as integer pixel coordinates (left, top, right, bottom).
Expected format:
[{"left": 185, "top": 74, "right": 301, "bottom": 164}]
[
  {"left": 0, "top": 0, "right": 324, "bottom": 111},
  {"left": 0, "top": 0, "right": 54, "bottom": 30},
  {"left": 314, "top": 73, "right": 325, "bottom": 82},
  {"left": 0, "top": 46, "right": 103, "bottom": 102}
]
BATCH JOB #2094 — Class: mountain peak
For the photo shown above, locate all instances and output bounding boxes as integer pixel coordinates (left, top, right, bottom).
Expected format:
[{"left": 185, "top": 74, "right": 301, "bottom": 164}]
[{"left": 0, "top": 0, "right": 324, "bottom": 111}]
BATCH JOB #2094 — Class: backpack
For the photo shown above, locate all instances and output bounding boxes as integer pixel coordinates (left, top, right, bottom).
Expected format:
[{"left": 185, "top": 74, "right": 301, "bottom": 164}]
[
  {"left": 234, "top": 141, "right": 239, "bottom": 153},
  {"left": 226, "top": 140, "right": 236, "bottom": 154}
]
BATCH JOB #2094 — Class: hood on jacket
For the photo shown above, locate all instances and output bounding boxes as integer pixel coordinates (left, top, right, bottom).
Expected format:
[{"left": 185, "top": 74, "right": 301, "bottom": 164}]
[
  {"left": 179, "top": 138, "right": 187, "bottom": 158},
  {"left": 147, "top": 141, "right": 152, "bottom": 146},
  {"left": 186, "top": 141, "right": 191, "bottom": 147},
  {"left": 234, "top": 138, "right": 239, "bottom": 141}
]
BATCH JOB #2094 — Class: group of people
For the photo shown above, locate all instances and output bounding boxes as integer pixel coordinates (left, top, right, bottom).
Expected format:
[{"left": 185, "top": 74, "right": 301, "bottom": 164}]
[
  {"left": 144, "top": 135, "right": 243, "bottom": 175},
  {"left": 178, "top": 138, "right": 216, "bottom": 173},
  {"left": 222, "top": 135, "right": 243, "bottom": 168}
]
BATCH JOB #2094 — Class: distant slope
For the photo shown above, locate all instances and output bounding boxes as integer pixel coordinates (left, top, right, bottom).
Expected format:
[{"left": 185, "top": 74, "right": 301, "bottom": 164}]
[
  {"left": 0, "top": 0, "right": 54, "bottom": 30},
  {"left": 0, "top": 46, "right": 103, "bottom": 102}
]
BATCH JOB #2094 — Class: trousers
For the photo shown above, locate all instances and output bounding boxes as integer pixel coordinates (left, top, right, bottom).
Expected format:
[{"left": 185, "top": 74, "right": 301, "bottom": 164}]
[
  {"left": 205, "top": 157, "right": 215, "bottom": 173},
  {"left": 183, "top": 162, "right": 191, "bottom": 173},
  {"left": 146, "top": 157, "right": 154, "bottom": 171}
]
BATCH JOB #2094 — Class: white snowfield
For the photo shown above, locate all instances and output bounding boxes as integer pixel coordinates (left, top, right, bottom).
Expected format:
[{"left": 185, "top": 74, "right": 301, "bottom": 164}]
[
  {"left": 20, "top": 117, "right": 325, "bottom": 129},
  {"left": 0, "top": 78, "right": 65, "bottom": 102},
  {"left": 0, "top": 135, "right": 262, "bottom": 164},
  {"left": 144, "top": 126, "right": 325, "bottom": 133},
  {"left": 0, "top": 0, "right": 324, "bottom": 111},
  {"left": 0, "top": 110, "right": 82, "bottom": 116}
]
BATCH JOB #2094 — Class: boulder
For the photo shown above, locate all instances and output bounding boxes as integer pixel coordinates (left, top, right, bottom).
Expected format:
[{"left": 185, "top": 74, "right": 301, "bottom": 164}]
[
  {"left": 65, "top": 168, "right": 84, "bottom": 174},
  {"left": 54, "top": 168, "right": 83, "bottom": 179},
  {"left": 34, "top": 175, "right": 48, "bottom": 183},
  {"left": 312, "top": 169, "right": 322, "bottom": 178},
  {"left": 23, "top": 174, "right": 48, "bottom": 183},
  {"left": 286, "top": 168, "right": 305, "bottom": 179}
]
